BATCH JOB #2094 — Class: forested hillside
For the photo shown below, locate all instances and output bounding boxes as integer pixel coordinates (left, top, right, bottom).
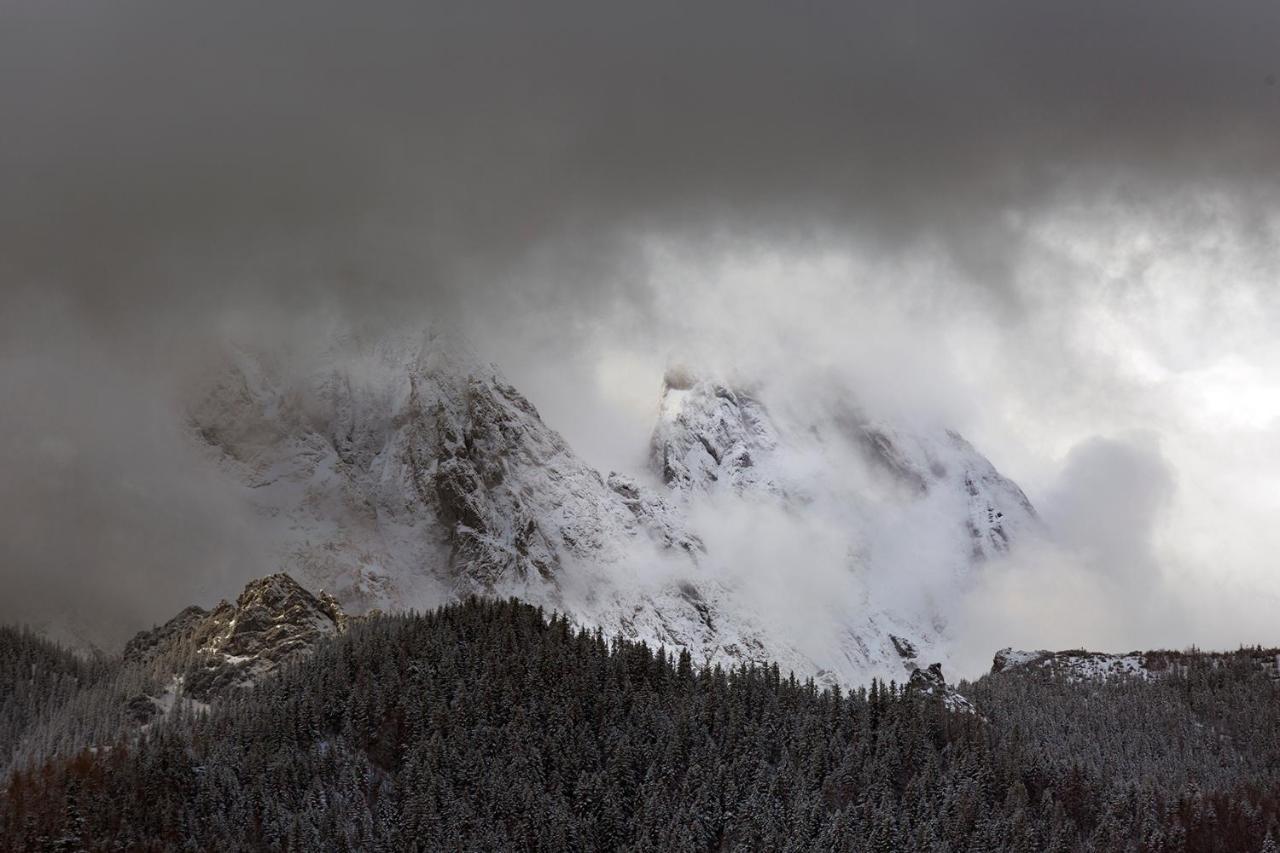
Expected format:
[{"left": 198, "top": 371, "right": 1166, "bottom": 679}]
[
  {"left": 2, "top": 600, "right": 1278, "bottom": 852},
  {"left": 967, "top": 651, "right": 1280, "bottom": 796}
]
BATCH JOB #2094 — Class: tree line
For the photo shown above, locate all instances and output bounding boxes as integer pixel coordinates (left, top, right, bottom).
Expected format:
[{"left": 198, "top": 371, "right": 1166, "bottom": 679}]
[{"left": 2, "top": 599, "right": 1278, "bottom": 851}]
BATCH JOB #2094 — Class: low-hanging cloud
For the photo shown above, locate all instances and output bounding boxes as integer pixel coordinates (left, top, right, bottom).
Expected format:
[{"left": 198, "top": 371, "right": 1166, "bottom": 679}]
[
  {"left": 951, "top": 435, "right": 1186, "bottom": 676},
  {"left": 0, "top": 299, "right": 265, "bottom": 648},
  {"left": 1045, "top": 436, "right": 1175, "bottom": 579}
]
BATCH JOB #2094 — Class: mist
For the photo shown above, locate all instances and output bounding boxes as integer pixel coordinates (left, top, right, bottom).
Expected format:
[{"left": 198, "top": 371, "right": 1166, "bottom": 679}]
[{"left": 3, "top": 1, "right": 1279, "bottom": 667}]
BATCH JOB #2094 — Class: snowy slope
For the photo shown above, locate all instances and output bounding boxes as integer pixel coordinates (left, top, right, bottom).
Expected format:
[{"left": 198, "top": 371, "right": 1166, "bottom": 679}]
[
  {"left": 187, "top": 332, "right": 1038, "bottom": 687},
  {"left": 991, "top": 646, "right": 1280, "bottom": 682}
]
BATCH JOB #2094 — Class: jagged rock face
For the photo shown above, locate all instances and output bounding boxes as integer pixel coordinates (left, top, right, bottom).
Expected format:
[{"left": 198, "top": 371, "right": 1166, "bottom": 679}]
[
  {"left": 125, "top": 573, "right": 346, "bottom": 702},
  {"left": 909, "top": 661, "right": 948, "bottom": 691},
  {"left": 190, "top": 332, "right": 696, "bottom": 612},
  {"left": 905, "top": 662, "right": 978, "bottom": 714},
  {"left": 199, "top": 573, "right": 346, "bottom": 661},
  {"left": 651, "top": 371, "right": 781, "bottom": 496}
]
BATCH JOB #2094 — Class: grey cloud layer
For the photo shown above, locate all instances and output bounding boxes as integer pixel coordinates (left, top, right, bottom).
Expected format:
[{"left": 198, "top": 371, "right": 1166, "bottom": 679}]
[{"left": 4, "top": 1, "right": 1279, "bottom": 323}]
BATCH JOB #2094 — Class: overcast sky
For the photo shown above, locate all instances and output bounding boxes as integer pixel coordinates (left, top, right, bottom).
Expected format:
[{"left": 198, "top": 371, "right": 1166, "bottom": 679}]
[{"left": 3, "top": 2, "right": 1280, "bottom": 657}]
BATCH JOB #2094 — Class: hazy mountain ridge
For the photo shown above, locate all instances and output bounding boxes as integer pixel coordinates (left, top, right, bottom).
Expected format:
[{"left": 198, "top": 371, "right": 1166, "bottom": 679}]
[{"left": 650, "top": 368, "right": 1039, "bottom": 571}]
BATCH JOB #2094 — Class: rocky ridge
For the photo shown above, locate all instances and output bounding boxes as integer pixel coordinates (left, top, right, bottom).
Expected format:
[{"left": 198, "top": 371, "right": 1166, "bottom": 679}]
[
  {"left": 125, "top": 573, "right": 347, "bottom": 707},
  {"left": 991, "top": 646, "right": 1280, "bottom": 682}
]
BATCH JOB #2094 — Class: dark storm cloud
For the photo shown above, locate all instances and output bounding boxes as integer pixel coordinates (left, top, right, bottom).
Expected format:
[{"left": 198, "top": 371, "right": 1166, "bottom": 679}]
[{"left": 3, "top": 0, "right": 1279, "bottom": 325}]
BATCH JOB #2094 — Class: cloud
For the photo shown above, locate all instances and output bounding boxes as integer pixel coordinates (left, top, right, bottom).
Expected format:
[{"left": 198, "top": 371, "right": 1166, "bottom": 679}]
[
  {"left": 0, "top": 299, "right": 265, "bottom": 648},
  {"left": 1043, "top": 435, "right": 1175, "bottom": 577},
  {"left": 4, "top": 1, "right": 1280, "bottom": 325},
  {"left": 951, "top": 438, "right": 1172, "bottom": 675},
  {"left": 3, "top": 1, "right": 1280, "bottom": 657}
]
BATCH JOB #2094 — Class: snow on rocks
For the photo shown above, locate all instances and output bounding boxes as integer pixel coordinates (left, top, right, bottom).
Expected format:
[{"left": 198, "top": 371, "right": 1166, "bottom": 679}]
[
  {"left": 991, "top": 648, "right": 1152, "bottom": 681},
  {"left": 907, "top": 662, "right": 980, "bottom": 715},
  {"left": 650, "top": 369, "right": 782, "bottom": 497},
  {"left": 992, "top": 646, "right": 1280, "bottom": 683},
  {"left": 125, "top": 572, "right": 347, "bottom": 702}
]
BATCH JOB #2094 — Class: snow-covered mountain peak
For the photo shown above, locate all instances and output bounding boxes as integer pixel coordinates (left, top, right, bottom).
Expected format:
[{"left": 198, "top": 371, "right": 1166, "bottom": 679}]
[
  {"left": 190, "top": 337, "right": 706, "bottom": 620},
  {"left": 183, "top": 331, "right": 1044, "bottom": 688},
  {"left": 649, "top": 368, "right": 1038, "bottom": 566},
  {"left": 651, "top": 369, "right": 782, "bottom": 496}
]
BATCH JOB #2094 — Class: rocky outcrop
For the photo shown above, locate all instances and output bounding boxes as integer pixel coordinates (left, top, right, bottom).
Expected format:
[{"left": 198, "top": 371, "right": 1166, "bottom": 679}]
[
  {"left": 991, "top": 648, "right": 1150, "bottom": 681},
  {"left": 183, "top": 574, "right": 346, "bottom": 700},
  {"left": 906, "top": 662, "right": 977, "bottom": 714},
  {"left": 992, "top": 646, "right": 1280, "bottom": 682},
  {"left": 124, "top": 573, "right": 347, "bottom": 702}
]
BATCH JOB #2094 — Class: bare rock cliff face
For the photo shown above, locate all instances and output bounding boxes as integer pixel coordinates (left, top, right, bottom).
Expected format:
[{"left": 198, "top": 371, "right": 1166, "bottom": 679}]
[{"left": 125, "top": 573, "right": 347, "bottom": 702}]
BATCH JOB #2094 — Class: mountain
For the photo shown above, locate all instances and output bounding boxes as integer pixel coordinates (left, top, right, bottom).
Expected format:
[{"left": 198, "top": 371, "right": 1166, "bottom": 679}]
[
  {"left": 186, "top": 330, "right": 1038, "bottom": 686},
  {"left": 650, "top": 369, "right": 1038, "bottom": 565},
  {"left": 190, "top": 332, "right": 704, "bottom": 601},
  {"left": 645, "top": 368, "right": 1040, "bottom": 678},
  {"left": 187, "top": 332, "right": 754, "bottom": 675}
]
